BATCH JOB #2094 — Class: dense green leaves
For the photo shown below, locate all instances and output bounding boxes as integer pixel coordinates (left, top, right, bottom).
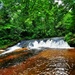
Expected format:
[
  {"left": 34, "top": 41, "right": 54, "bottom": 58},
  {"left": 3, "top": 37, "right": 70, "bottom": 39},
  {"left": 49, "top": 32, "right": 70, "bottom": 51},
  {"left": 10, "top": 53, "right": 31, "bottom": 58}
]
[{"left": 0, "top": 0, "right": 75, "bottom": 48}]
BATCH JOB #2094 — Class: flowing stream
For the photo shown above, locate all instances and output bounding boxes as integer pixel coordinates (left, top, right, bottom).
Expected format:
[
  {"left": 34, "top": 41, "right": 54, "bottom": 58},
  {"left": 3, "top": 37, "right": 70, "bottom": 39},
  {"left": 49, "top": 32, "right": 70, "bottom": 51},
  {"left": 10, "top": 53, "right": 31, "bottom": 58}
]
[
  {"left": 0, "top": 37, "right": 75, "bottom": 75},
  {"left": 0, "top": 37, "right": 73, "bottom": 56}
]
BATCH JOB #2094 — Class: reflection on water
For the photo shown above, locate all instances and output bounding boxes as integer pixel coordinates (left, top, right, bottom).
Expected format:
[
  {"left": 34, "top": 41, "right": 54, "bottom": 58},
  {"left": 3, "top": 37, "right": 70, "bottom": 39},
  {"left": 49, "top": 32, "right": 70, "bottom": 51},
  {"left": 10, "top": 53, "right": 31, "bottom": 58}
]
[
  {"left": 23, "top": 56, "right": 74, "bottom": 75},
  {"left": 0, "top": 49, "right": 75, "bottom": 75},
  {"left": 45, "top": 56, "right": 70, "bottom": 75},
  {"left": 21, "top": 49, "right": 75, "bottom": 75}
]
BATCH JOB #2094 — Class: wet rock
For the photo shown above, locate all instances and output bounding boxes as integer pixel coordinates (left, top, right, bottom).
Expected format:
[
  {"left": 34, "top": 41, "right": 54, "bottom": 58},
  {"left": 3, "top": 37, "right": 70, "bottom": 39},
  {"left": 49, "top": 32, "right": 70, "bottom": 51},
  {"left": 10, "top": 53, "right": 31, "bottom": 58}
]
[{"left": 0, "top": 50, "right": 5, "bottom": 53}]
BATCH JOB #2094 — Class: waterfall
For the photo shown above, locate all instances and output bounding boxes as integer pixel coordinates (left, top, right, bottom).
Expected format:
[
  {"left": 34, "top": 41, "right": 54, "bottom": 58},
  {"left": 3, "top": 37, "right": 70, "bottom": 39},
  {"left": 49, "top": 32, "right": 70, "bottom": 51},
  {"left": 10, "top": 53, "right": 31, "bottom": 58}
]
[
  {"left": 27, "top": 39, "right": 71, "bottom": 49},
  {"left": 0, "top": 37, "right": 73, "bottom": 56}
]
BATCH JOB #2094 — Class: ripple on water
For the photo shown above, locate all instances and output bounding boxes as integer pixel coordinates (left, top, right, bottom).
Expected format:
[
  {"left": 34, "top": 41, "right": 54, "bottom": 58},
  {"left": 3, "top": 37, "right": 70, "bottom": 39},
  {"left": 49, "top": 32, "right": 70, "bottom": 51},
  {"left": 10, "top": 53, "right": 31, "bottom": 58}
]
[
  {"left": 23, "top": 56, "right": 75, "bottom": 75},
  {"left": 0, "top": 49, "right": 75, "bottom": 75}
]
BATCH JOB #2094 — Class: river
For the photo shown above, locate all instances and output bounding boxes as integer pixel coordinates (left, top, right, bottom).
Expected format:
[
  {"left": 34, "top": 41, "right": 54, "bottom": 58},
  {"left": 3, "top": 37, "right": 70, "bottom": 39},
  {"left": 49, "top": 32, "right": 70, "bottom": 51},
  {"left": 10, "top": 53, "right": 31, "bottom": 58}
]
[{"left": 0, "top": 37, "right": 75, "bottom": 75}]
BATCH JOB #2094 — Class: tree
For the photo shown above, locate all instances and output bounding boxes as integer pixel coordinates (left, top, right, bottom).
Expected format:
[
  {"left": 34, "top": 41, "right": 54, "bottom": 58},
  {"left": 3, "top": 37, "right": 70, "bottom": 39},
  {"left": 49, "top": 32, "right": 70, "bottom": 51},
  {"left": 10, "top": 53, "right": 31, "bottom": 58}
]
[{"left": 0, "top": 0, "right": 75, "bottom": 48}]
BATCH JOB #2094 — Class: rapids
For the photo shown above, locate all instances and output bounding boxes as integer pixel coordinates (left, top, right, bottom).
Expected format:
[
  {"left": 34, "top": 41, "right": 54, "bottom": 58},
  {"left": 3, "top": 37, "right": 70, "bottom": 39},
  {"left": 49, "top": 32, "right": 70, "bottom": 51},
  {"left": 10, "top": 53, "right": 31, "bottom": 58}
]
[{"left": 0, "top": 37, "right": 73, "bottom": 56}]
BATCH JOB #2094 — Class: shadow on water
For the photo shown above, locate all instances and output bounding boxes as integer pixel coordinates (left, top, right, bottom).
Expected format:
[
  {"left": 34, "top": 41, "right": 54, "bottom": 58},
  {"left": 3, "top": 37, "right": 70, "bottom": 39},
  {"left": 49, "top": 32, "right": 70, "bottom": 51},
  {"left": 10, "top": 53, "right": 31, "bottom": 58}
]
[{"left": 0, "top": 49, "right": 43, "bottom": 69}]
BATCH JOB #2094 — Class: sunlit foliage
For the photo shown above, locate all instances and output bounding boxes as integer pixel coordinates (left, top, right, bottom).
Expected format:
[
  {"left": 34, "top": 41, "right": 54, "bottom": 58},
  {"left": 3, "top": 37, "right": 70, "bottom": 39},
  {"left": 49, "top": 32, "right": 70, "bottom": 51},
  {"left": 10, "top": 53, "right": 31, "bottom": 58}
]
[{"left": 0, "top": 0, "right": 75, "bottom": 48}]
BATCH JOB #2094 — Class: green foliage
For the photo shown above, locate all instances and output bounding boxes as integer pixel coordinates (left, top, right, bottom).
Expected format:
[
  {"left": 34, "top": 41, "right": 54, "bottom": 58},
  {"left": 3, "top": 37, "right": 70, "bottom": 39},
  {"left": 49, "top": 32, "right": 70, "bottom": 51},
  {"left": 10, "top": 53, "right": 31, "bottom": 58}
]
[
  {"left": 0, "top": 0, "right": 75, "bottom": 48},
  {"left": 65, "top": 32, "right": 75, "bottom": 45}
]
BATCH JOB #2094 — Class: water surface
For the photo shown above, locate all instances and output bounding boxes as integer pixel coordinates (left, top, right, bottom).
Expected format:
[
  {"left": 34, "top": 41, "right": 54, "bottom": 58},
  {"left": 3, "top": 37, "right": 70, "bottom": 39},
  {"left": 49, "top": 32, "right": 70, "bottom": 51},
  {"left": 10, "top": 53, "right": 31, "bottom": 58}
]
[{"left": 0, "top": 48, "right": 75, "bottom": 75}]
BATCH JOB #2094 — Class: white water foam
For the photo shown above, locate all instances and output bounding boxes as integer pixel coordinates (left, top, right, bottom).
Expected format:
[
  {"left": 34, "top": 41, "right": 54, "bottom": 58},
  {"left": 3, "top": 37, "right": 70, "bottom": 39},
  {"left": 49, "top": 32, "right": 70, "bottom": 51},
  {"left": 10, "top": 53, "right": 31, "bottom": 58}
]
[
  {"left": 0, "top": 45, "right": 21, "bottom": 55},
  {"left": 0, "top": 38, "right": 73, "bottom": 56},
  {"left": 27, "top": 39, "right": 71, "bottom": 49}
]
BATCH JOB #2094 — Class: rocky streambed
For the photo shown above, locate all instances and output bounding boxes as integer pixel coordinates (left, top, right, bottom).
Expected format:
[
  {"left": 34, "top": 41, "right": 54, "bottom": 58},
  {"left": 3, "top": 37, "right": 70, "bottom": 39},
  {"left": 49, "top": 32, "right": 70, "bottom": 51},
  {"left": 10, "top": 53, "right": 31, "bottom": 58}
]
[{"left": 0, "top": 48, "right": 75, "bottom": 75}]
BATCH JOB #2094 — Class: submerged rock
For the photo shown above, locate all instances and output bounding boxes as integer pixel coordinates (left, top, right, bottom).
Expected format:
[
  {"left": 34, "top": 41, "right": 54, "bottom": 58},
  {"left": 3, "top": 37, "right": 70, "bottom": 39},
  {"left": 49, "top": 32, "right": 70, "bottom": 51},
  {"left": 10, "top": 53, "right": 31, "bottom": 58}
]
[{"left": 0, "top": 48, "right": 75, "bottom": 75}]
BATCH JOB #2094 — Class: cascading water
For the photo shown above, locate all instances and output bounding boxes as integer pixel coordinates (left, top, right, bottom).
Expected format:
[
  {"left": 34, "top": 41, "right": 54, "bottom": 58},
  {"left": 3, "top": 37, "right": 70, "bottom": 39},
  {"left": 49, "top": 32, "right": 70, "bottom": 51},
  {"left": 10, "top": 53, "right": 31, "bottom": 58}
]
[
  {"left": 0, "top": 37, "right": 73, "bottom": 56},
  {"left": 0, "top": 44, "right": 21, "bottom": 55},
  {"left": 27, "top": 38, "right": 71, "bottom": 49}
]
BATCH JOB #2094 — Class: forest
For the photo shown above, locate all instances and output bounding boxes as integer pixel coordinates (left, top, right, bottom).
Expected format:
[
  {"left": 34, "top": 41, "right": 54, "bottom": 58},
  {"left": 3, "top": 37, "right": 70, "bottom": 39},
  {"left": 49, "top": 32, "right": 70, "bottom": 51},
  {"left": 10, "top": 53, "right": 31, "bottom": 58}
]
[{"left": 0, "top": 0, "right": 75, "bottom": 49}]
